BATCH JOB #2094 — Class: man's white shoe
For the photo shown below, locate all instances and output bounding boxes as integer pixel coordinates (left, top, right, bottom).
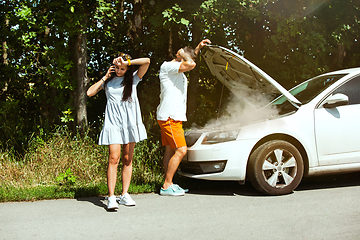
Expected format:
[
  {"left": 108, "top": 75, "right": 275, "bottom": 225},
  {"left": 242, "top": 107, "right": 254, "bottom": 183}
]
[
  {"left": 107, "top": 195, "right": 118, "bottom": 210},
  {"left": 117, "top": 193, "right": 136, "bottom": 206}
]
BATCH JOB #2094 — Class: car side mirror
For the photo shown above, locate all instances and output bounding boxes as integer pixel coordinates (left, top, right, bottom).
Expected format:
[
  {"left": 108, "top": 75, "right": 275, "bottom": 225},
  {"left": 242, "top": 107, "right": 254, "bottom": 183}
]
[{"left": 322, "top": 93, "right": 349, "bottom": 108}]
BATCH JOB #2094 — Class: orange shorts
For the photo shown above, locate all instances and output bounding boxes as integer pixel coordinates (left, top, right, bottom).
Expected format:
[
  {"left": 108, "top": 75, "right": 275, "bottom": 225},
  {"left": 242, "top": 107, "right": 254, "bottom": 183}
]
[{"left": 158, "top": 118, "right": 186, "bottom": 149}]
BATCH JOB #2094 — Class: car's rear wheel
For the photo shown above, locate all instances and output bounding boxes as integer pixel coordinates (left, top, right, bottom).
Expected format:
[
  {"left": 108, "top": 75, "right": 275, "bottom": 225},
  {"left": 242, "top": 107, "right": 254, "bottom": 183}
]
[{"left": 248, "top": 140, "right": 304, "bottom": 195}]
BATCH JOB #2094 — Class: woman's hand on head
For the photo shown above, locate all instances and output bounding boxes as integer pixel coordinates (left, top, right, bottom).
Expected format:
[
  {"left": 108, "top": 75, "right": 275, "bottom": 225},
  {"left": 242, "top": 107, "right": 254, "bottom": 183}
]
[{"left": 113, "top": 57, "right": 127, "bottom": 67}]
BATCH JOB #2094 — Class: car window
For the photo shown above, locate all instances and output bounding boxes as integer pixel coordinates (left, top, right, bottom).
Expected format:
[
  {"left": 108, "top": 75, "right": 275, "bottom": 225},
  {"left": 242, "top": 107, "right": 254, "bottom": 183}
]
[
  {"left": 273, "top": 74, "right": 346, "bottom": 106},
  {"left": 332, "top": 76, "right": 360, "bottom": 105},
  {"left": 294, "top": 74, "right": 347, "bottom": 104},
  {"left": 271, "top": 74, "right": 347, "bottom": 115},
  {"left": 272, "top": 82, "right": 308, "bottom": 105}
]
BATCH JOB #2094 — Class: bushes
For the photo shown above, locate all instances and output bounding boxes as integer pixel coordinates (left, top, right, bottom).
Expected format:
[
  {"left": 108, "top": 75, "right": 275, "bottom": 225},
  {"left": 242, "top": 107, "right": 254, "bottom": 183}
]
[{"left": 0, "top": 126, "right": 164, "bottom": 202}]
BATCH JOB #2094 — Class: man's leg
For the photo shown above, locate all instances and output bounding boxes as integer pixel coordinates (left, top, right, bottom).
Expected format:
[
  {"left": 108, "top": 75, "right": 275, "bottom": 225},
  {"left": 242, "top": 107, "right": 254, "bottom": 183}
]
[
  {"left": 158, "top": 118, "right": 187, "bottom": 192},
  {"left": 162, "top": 145, "right": 187, "bottom": 190},
  {"left": 163, "top": 145, "right": 175, "bottom": 176}
]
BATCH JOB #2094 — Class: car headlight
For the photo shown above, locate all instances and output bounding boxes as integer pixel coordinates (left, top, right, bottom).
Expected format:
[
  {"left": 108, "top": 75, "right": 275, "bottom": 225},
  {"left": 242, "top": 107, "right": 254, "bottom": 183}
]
[
  {"left": 202, "top": 130, "right": 240, "bottom": 144},
  {"left": 185, "top": 132, "right": 203, "bottom": 147}
]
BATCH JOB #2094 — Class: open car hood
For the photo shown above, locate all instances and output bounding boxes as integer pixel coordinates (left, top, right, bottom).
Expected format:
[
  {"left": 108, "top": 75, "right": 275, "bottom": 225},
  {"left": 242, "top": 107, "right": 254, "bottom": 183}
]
[{"left": 201, "top": 45, "right": 301, "bottom": 107}]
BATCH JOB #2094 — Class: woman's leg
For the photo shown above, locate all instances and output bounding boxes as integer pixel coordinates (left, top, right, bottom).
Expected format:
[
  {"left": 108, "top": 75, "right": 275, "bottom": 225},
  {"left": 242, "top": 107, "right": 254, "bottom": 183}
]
[
  {"left": 121, "top": 142, "right": 135, "bottom": 196},
  {"left": 107, "top": 144, "right": 121, "bottom": 196}
]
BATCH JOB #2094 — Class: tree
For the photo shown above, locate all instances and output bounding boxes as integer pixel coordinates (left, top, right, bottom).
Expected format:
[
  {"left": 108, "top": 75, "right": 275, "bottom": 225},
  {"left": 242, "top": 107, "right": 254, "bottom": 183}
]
[
  {"left": 68, "top": 0, "right": 94, "bottom": 133},
  {"left": 1, "top": 0, "right": 360, "bottom": 152}
]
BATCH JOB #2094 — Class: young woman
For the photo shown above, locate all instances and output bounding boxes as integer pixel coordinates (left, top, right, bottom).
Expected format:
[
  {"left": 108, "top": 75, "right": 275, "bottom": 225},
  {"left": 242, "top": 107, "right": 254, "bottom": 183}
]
[{"left": 87, "top": 53, "right": 150, "bottom": 210}]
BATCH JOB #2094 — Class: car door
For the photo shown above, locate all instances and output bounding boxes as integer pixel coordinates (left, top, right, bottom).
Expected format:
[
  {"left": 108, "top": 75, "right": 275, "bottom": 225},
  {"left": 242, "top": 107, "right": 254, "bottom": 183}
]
[{"left": 314, "top": 75, "right": 360, "bottom": 165}]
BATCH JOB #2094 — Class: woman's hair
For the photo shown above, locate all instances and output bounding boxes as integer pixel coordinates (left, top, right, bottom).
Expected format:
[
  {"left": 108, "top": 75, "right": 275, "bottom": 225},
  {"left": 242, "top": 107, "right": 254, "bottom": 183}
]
[{"left": 105, "top": 52, "right": 134, "bottom": 102}]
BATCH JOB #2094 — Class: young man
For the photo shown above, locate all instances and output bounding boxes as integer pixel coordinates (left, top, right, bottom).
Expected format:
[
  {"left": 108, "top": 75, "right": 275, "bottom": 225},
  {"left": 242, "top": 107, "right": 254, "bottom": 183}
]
[{"left": 157, "top": 39, "right": 211, "bottom": 196}]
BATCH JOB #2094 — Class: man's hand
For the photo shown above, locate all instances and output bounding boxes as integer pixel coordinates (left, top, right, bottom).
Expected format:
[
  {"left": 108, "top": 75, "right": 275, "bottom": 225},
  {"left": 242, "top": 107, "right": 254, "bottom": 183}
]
[
  {"left": 199, "top": 39, "right": 211, "bottom": 48},
  {"left": 195, "top": 39, "right": 211, "bottom": 56},
  {"left": 179, "top": 49, "right": 193, "bottom": 62},
  {"left": 178, "top": 48, "right": 196, "bottom": 73},
  {"left": 178, "top": 48, "right": 185, "bottom": 58}
]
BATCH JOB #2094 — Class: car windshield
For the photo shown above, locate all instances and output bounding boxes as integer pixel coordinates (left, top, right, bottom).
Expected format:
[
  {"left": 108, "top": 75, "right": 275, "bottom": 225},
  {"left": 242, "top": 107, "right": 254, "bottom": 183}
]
[{"left": 272, "top": 74, "right": 347, "bottom": 114}]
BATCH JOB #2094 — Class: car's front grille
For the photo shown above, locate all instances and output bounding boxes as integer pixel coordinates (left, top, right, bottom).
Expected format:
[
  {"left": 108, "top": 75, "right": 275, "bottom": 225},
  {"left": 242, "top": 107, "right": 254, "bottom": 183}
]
[
  {"left": 180, "top": 162, "right": 203, "bottom": 174},
  {"left": 179, "top": 160, "right": 227, "bottom": 175}
]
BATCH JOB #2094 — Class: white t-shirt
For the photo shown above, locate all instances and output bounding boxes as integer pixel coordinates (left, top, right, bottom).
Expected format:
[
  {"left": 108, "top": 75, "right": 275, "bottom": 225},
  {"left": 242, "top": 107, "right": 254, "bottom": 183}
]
[{"left": 156, "top": 61, "right": 188, "bottom": 121}]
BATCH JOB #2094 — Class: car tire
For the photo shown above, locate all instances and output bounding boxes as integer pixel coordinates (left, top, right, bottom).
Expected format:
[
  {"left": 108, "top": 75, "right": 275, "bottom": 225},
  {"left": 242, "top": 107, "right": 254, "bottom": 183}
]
[{"left": 248, "top": 140, "right": 304, "bottom": 195}]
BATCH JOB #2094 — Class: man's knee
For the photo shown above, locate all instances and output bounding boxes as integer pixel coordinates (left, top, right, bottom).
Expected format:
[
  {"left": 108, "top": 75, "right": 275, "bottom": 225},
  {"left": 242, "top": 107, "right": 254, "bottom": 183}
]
[{"left": 176, "top": 146, "right": 187, "bottom": 157}]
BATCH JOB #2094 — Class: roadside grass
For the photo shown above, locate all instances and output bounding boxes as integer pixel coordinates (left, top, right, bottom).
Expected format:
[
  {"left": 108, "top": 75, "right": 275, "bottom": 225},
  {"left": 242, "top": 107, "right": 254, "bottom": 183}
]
[{"left": 0, "top": 127, "right": 164, "bottom": 202}]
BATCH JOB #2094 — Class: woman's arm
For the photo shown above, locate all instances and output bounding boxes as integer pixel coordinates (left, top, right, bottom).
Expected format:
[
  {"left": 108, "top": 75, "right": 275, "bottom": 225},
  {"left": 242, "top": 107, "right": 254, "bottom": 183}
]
[
  {"left": 87, "top": 66, "right": 114, "bottom": 97},
  {"left": 113, "top": 57, "right": 151, "bottom": 79},
  {"left": 134, "top": 58, "right": 150, "bottom": 79}
]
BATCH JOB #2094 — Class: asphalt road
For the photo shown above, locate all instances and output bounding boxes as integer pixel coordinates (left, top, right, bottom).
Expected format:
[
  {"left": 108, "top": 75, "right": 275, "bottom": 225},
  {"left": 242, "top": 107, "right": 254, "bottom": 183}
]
[{"left": 1, "top": 173, "right": 360, "bottom": 240}]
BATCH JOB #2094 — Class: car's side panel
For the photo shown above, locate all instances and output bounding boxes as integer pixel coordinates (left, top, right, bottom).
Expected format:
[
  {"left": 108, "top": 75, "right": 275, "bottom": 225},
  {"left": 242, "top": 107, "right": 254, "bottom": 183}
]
[
  {"left": 237, "top": 108, "right": 319, "bottom": 169},
  {"left": 308, "top": 162, "right": 360, "bottom": 175},
  {"left": 314, "top": 104, "right": 360, "bottom": 165},
  {"left": 314, "top": 76, "right": 360, "bottom": 166}
]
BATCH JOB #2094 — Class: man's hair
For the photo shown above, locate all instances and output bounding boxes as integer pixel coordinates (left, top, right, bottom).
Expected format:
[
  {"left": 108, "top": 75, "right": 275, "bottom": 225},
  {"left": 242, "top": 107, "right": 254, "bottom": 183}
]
[{"left": 183, "top": 46, "right": 196, "bottom": 60}]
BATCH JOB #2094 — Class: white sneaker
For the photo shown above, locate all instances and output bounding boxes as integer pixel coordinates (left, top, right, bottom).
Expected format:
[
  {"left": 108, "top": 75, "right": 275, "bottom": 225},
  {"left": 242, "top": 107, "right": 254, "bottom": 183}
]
[
  {"left": 117, "top": 193, "right": 136, "bottom": 206},
  {"left": 107, "top": 195, "right": 118, "bottom": 210}
]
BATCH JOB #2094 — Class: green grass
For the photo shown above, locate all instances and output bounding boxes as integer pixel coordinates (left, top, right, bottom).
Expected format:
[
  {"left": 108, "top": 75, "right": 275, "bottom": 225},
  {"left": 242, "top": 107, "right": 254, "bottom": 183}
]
[
  {"left": 0, "top": 126, "right": 164, "bottom": 202},
  {"left": 0, "top": 182, "right": 164, "bottom": 202}
]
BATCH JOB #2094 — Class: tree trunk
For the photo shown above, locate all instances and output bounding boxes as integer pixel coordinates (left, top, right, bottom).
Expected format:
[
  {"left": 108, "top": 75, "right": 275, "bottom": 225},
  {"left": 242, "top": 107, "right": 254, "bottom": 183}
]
[
  {"left": 2, "top": 16, "right": 9, "bottom": 93},
  {"left": 128, "top": 0, "right": 143, "bottom": 53},
  {"left": 187, "top": 19, "right": 201, "bottom": 124},
  {"left": 74, "top": 24, "right": 90, "bottom": 132},
  {"left": 335, "top": 42, "right": 346, "bottom": 69}
]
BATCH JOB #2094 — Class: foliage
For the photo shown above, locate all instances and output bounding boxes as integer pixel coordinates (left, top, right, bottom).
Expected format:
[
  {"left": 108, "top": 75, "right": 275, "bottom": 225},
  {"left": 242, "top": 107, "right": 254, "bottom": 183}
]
[
  {"left": 0, "top": 126, "right": 163, "bottom": 201},
  {"left": 61, "top": 109, "right": 75, "bottom": 123},
  {"left": 55, "top": 168, "right": 77, "bottom": 186}
]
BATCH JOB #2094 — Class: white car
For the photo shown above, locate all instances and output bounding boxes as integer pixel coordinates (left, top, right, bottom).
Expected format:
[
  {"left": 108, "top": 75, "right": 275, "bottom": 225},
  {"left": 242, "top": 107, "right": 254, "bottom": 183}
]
[{"left": 179, "top": 45, "right": 360, "bottom": 195}]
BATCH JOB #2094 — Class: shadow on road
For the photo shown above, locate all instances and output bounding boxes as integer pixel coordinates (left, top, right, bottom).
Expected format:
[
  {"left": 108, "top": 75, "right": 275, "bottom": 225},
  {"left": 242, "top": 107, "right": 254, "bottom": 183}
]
[
  {"left": 296, "top": 172, "right": 360, "bottom": 191},
  {"left": 74, "top": 172, "right": 360, "bottom": 203},
  {"left": 182, "top": 172, "right": 360, "bottom": 196},
  {"left": 76, "top": 196, "right": 111, "bottom": 211},
  {"left": 180, "top": 177, "right": 262, "bottom": 197}
]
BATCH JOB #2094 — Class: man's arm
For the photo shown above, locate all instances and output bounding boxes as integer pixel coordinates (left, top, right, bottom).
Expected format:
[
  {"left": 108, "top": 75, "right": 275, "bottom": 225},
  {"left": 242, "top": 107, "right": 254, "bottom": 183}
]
[
  {"left": 178, "top": 39, "right": 211, "bottom": 73},
  {"left": 178, "top": 50, "right": 196, "bottom": 73}
]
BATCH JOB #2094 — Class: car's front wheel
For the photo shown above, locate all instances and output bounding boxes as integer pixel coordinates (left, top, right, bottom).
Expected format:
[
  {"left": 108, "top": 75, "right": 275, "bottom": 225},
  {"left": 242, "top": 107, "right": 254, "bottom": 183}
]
[{"left": 248, "top": 140, "right": 304, "bottom": 195}]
